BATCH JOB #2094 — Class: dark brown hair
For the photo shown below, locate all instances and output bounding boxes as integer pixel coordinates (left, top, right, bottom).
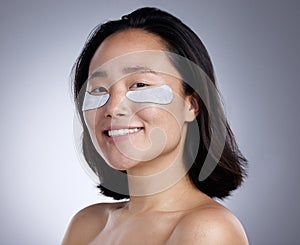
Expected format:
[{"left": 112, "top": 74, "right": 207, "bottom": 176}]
[{"left": 72, "top": 7, "right": 247, "bottom": 200}]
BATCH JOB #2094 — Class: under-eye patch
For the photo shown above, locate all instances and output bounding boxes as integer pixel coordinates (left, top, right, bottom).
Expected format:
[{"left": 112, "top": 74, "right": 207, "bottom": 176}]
[
  {"left": 82, "top": 85, "right": 173, "bottom": 111},
  {"left": 82, "top": 93, "right": 109, "bottom": 111},
  {"left": 126, "top": 85, "right": 173, "bottom": 104}
]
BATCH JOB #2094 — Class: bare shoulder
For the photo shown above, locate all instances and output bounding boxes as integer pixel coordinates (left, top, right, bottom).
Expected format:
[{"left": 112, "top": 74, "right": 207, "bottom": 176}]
[
  {"left": 62, "top": 201, "right": 127, "bottom": 245},
  {"left": 168, "top": 202, "right": 249, "bottom": 245}
]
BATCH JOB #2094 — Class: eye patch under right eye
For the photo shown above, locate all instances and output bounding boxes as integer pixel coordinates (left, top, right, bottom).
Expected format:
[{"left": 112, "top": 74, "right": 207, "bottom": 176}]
[{"left": 82, "top": 93, "right": 110, "bottom": 111}]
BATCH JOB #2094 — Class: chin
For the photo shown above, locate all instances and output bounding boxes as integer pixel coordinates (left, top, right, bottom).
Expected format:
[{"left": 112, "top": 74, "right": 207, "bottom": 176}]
[{"left": 104, "top": 154, "right": 140, "bottom": 171}]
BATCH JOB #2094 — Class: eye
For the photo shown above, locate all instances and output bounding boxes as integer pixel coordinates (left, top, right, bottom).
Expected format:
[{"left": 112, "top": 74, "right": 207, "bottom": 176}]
[
  {"left": 131, "top": 82, "right": 149, "bottom": 89},
  {"left": 90, "top": 87, "right": 108, "bottom": 95}
]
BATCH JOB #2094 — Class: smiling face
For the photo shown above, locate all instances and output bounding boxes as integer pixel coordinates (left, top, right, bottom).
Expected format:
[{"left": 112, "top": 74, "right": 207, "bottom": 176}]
[{"left": 83, "top": 29, "right": 197, "bottom": 176}]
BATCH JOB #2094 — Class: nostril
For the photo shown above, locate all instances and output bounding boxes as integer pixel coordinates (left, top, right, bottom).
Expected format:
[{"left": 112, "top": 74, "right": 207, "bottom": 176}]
[
  {"left": 104, "top": 111, "right": 125, "bottom": 118},
  {"left": 104, "top": 113, "right": 113, "bottom": 118}
]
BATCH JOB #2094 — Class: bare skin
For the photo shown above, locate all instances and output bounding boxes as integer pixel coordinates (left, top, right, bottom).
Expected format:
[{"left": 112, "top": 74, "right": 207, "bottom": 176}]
[
  {"left": 62, "top": 29, "right": 249, "bottom": 244},
  {"left": 62, "top": 176, "right": 248, "bottom": 245}
]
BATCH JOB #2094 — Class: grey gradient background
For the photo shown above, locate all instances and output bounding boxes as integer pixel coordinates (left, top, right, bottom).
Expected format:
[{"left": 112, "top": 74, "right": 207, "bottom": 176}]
[{"left": 1, "top": 0, "right": 299, "bottom": 244}]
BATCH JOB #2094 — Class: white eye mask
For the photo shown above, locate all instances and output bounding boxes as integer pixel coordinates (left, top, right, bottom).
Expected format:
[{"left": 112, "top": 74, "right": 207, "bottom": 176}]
[
  {"left": 82, "top": 93, "right": 109, "bottom": 111},
  {"left": 82, "top": 85, "right": 173, "bottom": 111}
]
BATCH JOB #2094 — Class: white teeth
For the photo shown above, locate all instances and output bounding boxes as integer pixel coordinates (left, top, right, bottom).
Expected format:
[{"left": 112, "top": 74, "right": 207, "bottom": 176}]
[{"left": 107, "top": 128, "right": 141, "bottom": 137}]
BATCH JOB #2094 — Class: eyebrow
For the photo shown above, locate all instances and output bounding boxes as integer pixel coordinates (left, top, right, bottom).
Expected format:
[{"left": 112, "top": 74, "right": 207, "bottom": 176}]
[
  {"left": 122, "top": 65, "right": 158, "bottom": 75},
  {"left": 89, "top": 65, "right": 157, "bottom": 80},
  {"left": 89, "top": 70, "right": 108, "bottom": 80}
]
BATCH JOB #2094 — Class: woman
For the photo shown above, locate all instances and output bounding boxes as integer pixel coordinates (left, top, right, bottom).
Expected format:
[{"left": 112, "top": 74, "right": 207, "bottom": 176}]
[{"left": 63, "top": 7, "right": 248, "bottom": 244}]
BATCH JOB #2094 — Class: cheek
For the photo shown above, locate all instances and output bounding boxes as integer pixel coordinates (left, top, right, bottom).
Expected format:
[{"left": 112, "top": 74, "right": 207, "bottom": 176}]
[
  {"left": 83, "top": 111, "right": 106, "bottom": 156},
  {"left": 83, "top": 111, "right": 97, "bottom": 136},
  {"left": 140, "top": 105, "right": 184, "bottom": 135},
  {"left": 165, "top": 98, "right": 187, "bottom": 125}
]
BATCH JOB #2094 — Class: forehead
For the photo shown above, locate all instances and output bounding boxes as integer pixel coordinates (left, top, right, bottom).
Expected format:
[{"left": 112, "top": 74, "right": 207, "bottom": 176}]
[
  {"left": 89, "top": 29, "right": 170, "bottom": 74},
  {"left": 88, "top": 51, "right": 181, "bottom": 84}
]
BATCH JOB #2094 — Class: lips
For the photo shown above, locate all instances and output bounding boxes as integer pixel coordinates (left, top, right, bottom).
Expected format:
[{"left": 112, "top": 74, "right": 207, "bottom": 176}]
[{"left": 105, "top": 127, "right": 143, "bottom": 137}]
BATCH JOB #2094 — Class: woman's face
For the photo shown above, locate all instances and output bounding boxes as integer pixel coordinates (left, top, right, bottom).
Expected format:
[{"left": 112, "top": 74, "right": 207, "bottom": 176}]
[{"left": 83, "top": 29, "right": 196, "bottom": 176}]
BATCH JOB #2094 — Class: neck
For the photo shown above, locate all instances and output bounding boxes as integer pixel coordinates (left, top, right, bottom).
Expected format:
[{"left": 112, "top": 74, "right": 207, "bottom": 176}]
[
  {"left": 125, "top": 173, "right": 209, "bottom": 213},
  {"left": 123, "top": 132, "right": 210, "bottom": 213}
]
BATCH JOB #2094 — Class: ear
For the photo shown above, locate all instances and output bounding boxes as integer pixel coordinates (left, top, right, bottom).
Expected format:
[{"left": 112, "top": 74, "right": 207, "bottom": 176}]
[{"left": 184, "top": 92, "right": 200, "bottom": 122}]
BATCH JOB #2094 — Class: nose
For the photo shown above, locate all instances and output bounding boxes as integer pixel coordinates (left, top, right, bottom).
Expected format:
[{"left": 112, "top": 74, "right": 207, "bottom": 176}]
[{"left": 104, "top": 87, "right": 131, "bottom": 118}]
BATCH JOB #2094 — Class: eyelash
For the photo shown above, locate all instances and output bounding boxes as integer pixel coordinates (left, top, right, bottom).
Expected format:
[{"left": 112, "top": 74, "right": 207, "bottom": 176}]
[
  {"left": 89, "top": 81, "right": 150, "bottom": 94},
  {"left": 90, "top": 87, "right": 108, "bottom": 95},
  {"left": 130, "top": 82, "right": 149, "bottom": 88}
]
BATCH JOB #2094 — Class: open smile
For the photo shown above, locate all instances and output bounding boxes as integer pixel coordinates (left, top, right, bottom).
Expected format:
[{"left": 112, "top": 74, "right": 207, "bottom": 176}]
[{"left": 104, "top": 127, "right": 144, "bottom": 137}]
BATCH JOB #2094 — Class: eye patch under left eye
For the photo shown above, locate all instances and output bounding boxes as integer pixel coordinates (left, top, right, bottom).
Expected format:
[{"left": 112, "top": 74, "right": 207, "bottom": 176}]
[{"left": 126, "top": 85, "right": 173, "bottom": 104}]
